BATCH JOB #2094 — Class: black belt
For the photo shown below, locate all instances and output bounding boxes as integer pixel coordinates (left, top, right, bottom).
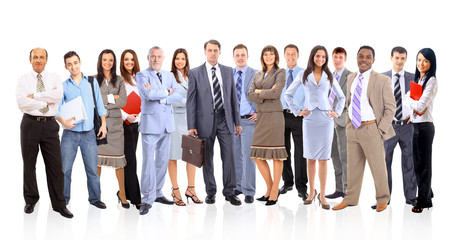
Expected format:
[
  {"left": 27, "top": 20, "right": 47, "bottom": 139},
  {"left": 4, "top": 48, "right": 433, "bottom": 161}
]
[
  {"left": 283, "top": 109, "right": 293, "bottom": 114},
  {"left": 24, "top": 113, "right": 54, "bottom": 122},
  {"left": 392, "top": 120, "right": 409, "bottom": 125},
  {"left": 241, "top": 115, "right": 252, "bottom": 119}
]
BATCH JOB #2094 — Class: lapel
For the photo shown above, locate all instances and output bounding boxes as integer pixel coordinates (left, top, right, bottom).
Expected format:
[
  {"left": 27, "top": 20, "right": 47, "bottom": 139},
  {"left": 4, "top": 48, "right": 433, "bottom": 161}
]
[
  {"left": 339, "top": 69, "right": 349, "bottom": 89},
  {"left": 259, "top": 67, "right": 278, "bottom": 88},
  {"left": 147, "top": 68, "right": 163, "bottom": 89},
  {"left": 346, "top": 73, "right": 355, "bottom": 106},
  {"left": 244, "top": 67, "right": 253, "bottom": 93},
  {"left": 404, "top": 71, "right": 412, "bottom": 92},
  {"left": 367, "top": 70, "right": 377, "bottom": 100}
]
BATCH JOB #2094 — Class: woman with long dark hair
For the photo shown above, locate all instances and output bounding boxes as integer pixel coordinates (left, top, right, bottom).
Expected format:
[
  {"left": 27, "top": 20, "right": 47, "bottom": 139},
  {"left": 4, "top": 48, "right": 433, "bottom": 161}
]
[
  {"left": 285, "top": 45, "right": 345, "bottom": 209},
  {"left": 95, "top": 49, "right": 129, "bottom": 208},
  {"left": 119, "top": 49, "right": 142, "bottom": 209},
  {"left": 405, "top": 48, "right": 438, "bottom": 213}
]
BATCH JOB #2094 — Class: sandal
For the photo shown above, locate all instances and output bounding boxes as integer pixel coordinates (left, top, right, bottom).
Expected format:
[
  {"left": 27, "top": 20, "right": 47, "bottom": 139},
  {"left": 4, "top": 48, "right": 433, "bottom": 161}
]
[
  {"left": 411, "top": 206, "right": 424, "bottom": 213},
  {"left": 171, "top": 187, "right": 186, "bottom": 206},
  {"left": 185, "top": 186, "right": 203, "bottom": 204}
]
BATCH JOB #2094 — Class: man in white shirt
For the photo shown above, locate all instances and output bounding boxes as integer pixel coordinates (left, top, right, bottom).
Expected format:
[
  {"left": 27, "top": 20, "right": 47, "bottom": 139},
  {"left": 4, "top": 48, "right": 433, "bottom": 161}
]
[{"left": 16, "top": 48, "right": 73, "bottom": 218}]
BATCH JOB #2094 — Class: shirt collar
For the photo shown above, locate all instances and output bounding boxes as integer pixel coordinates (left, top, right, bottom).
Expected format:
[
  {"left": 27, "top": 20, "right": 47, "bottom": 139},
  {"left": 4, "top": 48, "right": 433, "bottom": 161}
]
[
  {"left": 286, "top": 65, "right": 300, "bottom": 72},
  {"left": 206, "top": 62, "right": 219, "bottom": 71},
  {"left": 393, "top": 69, "right": 405, "bottom": 77},
  {"left": 234, "top": 65, "right": 248, "bottom": 76}
]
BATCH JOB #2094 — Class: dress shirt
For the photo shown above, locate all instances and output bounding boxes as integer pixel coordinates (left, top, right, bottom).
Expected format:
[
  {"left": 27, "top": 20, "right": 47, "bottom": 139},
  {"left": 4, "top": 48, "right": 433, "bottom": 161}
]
[
  {"left": 121, "top": 75, "right": 141, "bottom": 123},
  {"left": 334, "top": 68, "right": 345, "bottom": 80},
  {"left": 281, "top": 66, "right": 305, "bottom": 110},
  {"left": 57, "top": 74, "right": 107, "bottom": 132},
  {"left": 405, "top": 76, "right": 437, "bottom": 123},
  {"left": 205, "top": 62, "right": 224, "bottom": 107},
  {"left": 16, "top": 70, "right": 63, "bottom": 117},
  {"left": 234, "top": 66, "right": 254, "bottom": 116},
  {"left": 391, "top": 70, "right": 410, "bottom": 121},
  {"left": 348, "top": 69, "right": 376, "bottom": 121}
]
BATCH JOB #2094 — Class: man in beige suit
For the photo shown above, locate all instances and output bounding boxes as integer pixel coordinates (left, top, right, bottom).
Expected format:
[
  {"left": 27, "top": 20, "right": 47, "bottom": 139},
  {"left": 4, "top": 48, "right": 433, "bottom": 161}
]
[{"left": 332, "top": 46, "right": 396, "bottom": 212}]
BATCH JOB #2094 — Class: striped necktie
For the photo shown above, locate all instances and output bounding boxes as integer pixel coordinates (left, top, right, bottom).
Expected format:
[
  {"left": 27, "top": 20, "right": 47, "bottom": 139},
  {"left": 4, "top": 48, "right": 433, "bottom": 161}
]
[
  {"left": 156, "top": 72, "right": 162, "bottom": 84},
  {"left": 394, "top": 73, "right": 402, "bottom": 120},
  {"left": 212, "top": 67, "right": 223, "bottom": 110},
  {"left": 286, "top": 69, "right": 293, "bottom": 89},
  {"left": 329, "top": 72, "right": 340, "bottom": 108},
  {"left": 236, "top": 71, "right": 242, "bottom": 107},
  {"left": 36, "top": 73, "right": 49, "bottom": 114},
  {"left": 351, "top": 74, "right": 363, "bottom": 128}
]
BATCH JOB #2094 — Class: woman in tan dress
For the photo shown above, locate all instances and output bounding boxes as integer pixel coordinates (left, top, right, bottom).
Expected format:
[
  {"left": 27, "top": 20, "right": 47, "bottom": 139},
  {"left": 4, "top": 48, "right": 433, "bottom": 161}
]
[{"left": 248, "top": 45, "right": 287, "bottom": 206}]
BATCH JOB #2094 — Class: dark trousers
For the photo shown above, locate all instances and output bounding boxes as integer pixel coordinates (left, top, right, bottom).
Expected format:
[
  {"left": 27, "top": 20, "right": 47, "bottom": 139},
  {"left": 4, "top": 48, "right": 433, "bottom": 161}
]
[
  {"left": 282, "top": 111, "right": 308, "bottom": 193},
  {"left": 201, "top": 109, "right": 237, "bottom": 196},
  {"left": 123, "top": 122, "right": 141, "bottom": 205},
  {"left": 384, "top": 123, "right": 417, "bottom": 200},
  {"left": 20, "top": 114, "right": 66, "bottom": 210},
  {"left": 412, "top": 122, "right": 434, "bottom": 208}
]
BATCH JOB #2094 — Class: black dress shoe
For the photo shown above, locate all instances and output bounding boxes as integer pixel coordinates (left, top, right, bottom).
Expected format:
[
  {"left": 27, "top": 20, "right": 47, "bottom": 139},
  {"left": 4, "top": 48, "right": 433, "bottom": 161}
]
[
  {"left": 279, "top": 185, "right": 293, "bottom": 194},
  {"left": 326, "top": 191, "right": 345, "bottom": 199},
  {"left": 155, "top": 196, "right": 174, "bottom": 205},
  {"left": 234, "top": 190, "right": 243, "bottom": 196},
  {"left": 225, "top": 195, "right": 242, "bottom": 206},
  {"left": 90, "top": 200, "right": 107, "bottom": 209},
  {"left": 256, "top": 195, "right": 269, "bottom": 201},
  {"left": 298, "top": 191, "right": 309, "bottom": 200},
  {"left": 406, "top": 198, "right": 417, "bottom": 206},
  {"left": 139, "top": 203, "right": 151, "bottom": 215},
  {"left": 205, "top": 195, "right": 216, "bottom": 204},
  {"left": 371, "top": 201, "right": 390, "bottom": 210},
  {"left": 55, "top": 207, "right": 74, "bottom": 218},
  {"left": 24, "top": 203, "right": 35, "bottom": 214},
  {"left": 245, "top": 196, "right": 254, "bottom": 203}
]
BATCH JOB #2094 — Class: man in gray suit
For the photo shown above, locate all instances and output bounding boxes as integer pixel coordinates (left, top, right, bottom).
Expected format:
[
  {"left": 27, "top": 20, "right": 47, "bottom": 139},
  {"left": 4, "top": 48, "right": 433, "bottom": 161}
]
[
  {"left": 326, "top": 47, "right": 352, "bottom": 199},
  {"left": 371, "top": 46, "right": 417, "bottom": 209},
  {"left": 137, "top": 46, "right": 183, "bottom": 215},
  {"left": 187, "top": 39, "right": 242, "bottom": 206},
  {"left": 232, "top": 44, "right": 258, "bottom": 203}
]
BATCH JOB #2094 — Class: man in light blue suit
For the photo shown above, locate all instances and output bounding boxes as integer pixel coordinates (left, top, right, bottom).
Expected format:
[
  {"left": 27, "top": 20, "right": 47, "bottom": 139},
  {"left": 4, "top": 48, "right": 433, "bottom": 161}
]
[
  {"left": 137, "top": 46, "right": 183, "bottom": 215},
  {"left": 232, "top": 44, "right": 258, "bottom": 203}
]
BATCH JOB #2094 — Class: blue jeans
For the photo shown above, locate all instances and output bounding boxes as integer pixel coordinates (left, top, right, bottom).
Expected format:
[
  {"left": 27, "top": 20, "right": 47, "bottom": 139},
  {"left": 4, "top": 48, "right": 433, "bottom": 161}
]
[{"left": 61, "top": 129, "right": 100, "bottom": 204}]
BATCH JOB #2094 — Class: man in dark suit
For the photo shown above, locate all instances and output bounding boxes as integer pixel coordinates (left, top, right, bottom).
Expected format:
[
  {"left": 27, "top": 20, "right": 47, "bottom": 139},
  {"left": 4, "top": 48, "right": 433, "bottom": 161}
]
[
  {"left": 371, "top": 46, "right": 417, "bottom": 209},
  {"left": 187, "top": 39, "right": 242, "bottom": 206}
]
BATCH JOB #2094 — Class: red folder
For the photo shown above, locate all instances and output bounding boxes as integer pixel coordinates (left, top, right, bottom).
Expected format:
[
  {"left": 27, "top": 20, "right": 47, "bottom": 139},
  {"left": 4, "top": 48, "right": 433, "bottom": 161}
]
[
  {"left": 121, "top": 91, "right": 141, "bottom": 125},
  {"left": 410, "top": 81, "right": 423, "bottom": 116}
]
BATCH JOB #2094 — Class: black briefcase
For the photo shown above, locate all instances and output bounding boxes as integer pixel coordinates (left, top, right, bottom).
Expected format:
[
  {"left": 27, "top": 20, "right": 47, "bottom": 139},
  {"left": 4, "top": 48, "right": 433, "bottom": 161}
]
[{"left": 181, "top": 135, "right": 206, "bottom": 168}]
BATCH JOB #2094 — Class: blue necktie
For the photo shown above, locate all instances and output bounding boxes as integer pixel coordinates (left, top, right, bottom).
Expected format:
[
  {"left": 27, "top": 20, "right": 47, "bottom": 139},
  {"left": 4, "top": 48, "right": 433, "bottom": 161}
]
[
  {"left": 236, "top": 71, "right": 242, "bottom": 107},
  {"left": 156, "top": 72, "right": 162, "bottom": 84},
  {"left": 286, "top": 69, "right": 293, "bottom": 89}
]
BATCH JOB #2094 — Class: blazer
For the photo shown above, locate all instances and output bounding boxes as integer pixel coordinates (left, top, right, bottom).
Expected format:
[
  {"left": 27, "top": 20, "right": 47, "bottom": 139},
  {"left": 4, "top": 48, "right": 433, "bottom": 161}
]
[
  {"left": 285, "top": 71, "right": 345, "bottom": 117},
  {"left": 346, "top": 70, "right": 396, "bottom": 140},
  {"left": 98, "top": 75, "right": 127, "bottom": 118},
  {"left": 186, "top": 63, "right": 241, "bottom": 138},
  {"left": 334, "top": 68, "right": 352, "bottom": 127},
  {"left": 236, "top": 66, "right": 258, "bottom": 112},
  {"left": 247, "top": 67, "right": 285, "bottom": 113},
  {"left": 136, "top": 68, "right": 183, "bottom": 134}
]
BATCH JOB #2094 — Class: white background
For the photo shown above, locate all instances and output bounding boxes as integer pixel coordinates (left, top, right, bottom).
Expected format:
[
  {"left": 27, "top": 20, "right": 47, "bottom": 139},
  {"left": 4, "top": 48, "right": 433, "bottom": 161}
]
[{"left": 1, "top": 0, "right": 455, "bottom": 239}]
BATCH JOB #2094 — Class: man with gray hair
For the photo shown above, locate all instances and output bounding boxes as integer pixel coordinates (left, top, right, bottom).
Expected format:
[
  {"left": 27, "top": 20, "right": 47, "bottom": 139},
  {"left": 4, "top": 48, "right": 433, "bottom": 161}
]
[{"left": 136, "top": 46, "right": 184, "bottom": 215}]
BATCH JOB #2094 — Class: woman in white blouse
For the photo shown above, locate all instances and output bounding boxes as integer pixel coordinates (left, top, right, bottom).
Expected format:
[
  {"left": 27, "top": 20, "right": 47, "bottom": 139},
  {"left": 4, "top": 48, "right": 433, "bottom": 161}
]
[
  {"left": 120, "top": 49, "right": 142, "bottom": 209},
  {"left": 405, "top": 48, "right": 437, "bottom": 213}
]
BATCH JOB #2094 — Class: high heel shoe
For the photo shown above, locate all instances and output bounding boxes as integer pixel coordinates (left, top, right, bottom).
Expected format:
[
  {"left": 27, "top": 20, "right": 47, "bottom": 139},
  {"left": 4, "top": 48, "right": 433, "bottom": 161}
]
[
  {"left": 185, "top": 186, "right": 203, "bottom": 204},
  {"left": 256, "top": 195, "right": 269, "bottom": 201},
  {"left": 266, "top": 191, "right": 280, "bottom": 206},
  {"left": 304, "top": 190, "right": 317, "bottom": 205},
  {"left": 317, "top": 193, "right": 330, "bottom": 210},
  {"left": 117, "top": 191, "right": 130, "bottom": 209},
  {"left": 171, "top": 187, "right": 186, "bottom": 206}
]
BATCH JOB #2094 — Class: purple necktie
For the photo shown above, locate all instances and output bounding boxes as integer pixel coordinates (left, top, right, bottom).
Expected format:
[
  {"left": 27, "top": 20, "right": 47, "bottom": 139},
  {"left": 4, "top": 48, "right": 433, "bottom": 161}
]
[
  {"left": 236, "top": 71, "right": 242, "bottom": 107},
  {"left": 286, "top": 69, "right": 293, "bottom": 89},
  {"left": 329, "top": 72, "right": 340, "bottom": 108},
  {"left": 351, "top": 74, "right": 363, "bottom": 128}
]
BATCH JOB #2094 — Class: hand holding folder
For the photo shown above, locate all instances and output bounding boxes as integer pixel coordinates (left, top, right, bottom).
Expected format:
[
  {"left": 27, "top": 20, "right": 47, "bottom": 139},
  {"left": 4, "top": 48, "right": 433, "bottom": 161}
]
[
  {"left": 121, "top": 91, "right": 141, "bottom": 125},
  {"left": 410, "top": 81, "right": 425, "bottom": 116}
]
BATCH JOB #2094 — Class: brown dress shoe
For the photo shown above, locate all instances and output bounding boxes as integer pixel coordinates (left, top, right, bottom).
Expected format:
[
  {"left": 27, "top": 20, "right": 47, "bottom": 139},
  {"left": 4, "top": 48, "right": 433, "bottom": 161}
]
[
  {"left": 332, "top": 202, "right": 349, "bottom": 211},
  {"left": 376, "top": 203, "right": 388, "bottom": 212}
]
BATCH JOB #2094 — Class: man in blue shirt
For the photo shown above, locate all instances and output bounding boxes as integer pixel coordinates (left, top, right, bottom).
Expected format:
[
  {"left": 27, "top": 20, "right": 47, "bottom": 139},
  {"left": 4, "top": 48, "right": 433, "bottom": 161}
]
[
  {"left": 56, "top": 51, "right": 107, "bottom": 209},
  {"left": 279, "top": 44, "right": 308, "bottom": 200},
  {"left": 232, "top": 44, "right": 258, "bottom": 203}
]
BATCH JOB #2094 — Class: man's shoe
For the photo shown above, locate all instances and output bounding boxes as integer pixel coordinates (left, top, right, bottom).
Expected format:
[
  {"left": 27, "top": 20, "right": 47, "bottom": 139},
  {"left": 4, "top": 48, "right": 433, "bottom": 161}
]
[
  {"left": 155, "top": 196, "right": 174, "bottom": 205},
  {"left": 139, "top": 203, "right": 151, "bottom": 215},
  {"left": 376, "top": 203, "right": 388, "bottom": 212},
  {"left": 245, "top": 196, "right": 254, "bottom": 204},
  {"left": 24, "top": 203, "right": 35, "bottom": 214},
  {"left": 234, "top": 190, "right": 243, "bottom": 196},
  {"left": 332, "top": 202, "right": 350, "bottom": 211},
  {"left": 326, "top": 191, "right": 345, "bottom": 199},
  {"left": 55, "top": 207, "right": 73, "bottom": 218},
  {"left": 298, "top": 191, "right": 309, "bottom": 200},
  {"left": 90, "top": 200, "right": 107, "bottom": 209},
  {"left": 279, "top": 185, "right": 293, "bottom": 194},
  {"left": 406, "top": 198, "right": 417, "bottom": 206},
  {"left": 371, "top": 201, "right": 390, "bottom": 210},
  {"left": 225, "top": 195, "right": 242, "bottom": 206},
  {"left": 205, "top": 195, "right": 216, "bottom": 204}
]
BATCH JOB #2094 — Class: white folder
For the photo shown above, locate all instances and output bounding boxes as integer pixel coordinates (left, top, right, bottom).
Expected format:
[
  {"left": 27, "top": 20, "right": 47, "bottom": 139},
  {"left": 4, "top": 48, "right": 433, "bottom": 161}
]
[{"left": 60, "top": 96, "right": 87, "bottom": 127}]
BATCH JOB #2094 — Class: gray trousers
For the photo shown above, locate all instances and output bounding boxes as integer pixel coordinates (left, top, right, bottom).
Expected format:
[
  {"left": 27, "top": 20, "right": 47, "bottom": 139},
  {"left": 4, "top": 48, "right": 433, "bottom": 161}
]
[
  {"left": 331, "top": 123, "right": 347, "bottom": 193},
  {"left": 233, "top": 118, "right": 256, "bottom": 196},
  {"left": 384, "top": 123, "right": 417, "bottom": 200}
]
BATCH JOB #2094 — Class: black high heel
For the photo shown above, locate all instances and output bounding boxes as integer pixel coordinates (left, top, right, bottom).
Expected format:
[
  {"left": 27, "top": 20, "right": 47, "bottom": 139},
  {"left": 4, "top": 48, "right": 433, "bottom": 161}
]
[
  {"left": 185, "top": 186, "right": 203, "bottom": 204},
  {"left": 256, "top": 195, "right": 269, "bottom": 201},
  {"left": 171, "top": 187, "right": 186, "bottom": 206},
  {"left": 117, "top": 191, "right": 130, "bottom": 209},
  {"left": 266, "top": 191, "right": 280, "bottom": 206}
]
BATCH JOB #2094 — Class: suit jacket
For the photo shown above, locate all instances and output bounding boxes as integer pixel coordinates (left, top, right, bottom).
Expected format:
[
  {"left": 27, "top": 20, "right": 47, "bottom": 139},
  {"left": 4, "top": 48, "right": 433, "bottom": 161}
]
[
  {"left": 382, "top": 70, "right": 415, "bottom": 119},
  {"left": 334, "top": 68, "right": 352, "bottom": 127},
  {"left": 346, "top": 70, "right": 396, "bottom": 141},
  {"left": 236, "top": 66, "right": 258, "bottom": 112},
  {"left": 187, "top": 63, "right": 241, "bottom": 138},
  {"left": 98, "top": 75, "right": 127, "bottom": 118},
  {"left": 248, "top": 67, "right": 286, "bottom": 113},
  {"left": 137, "top": 68, "right": 183, "bottom": 134}
]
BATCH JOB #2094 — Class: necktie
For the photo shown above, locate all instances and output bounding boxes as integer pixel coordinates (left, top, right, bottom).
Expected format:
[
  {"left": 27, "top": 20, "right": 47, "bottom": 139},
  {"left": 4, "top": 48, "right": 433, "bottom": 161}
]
[
  {"left": 351, "top": 74, "right": 363, "bottom": 128},
  {"left": 394, "top": 73, "right": 402, "bottom": 120},
  {"left": 212, "top": 67, "right": 223, "bottom": 110},
  {"left": 236, "top": 71, "right": 242, "bottom": 107},
  {"left": 286, "top": 69, "right": 293, "bottom": 89},
  {"left": 36, "top": 73, "right": 49, "bottom": 114},
  {"left": 156, "top": 72, "right": 162, "bottom": 84},
  {"left": 329, "top": 72, "right": 340, "bottom": 108}
]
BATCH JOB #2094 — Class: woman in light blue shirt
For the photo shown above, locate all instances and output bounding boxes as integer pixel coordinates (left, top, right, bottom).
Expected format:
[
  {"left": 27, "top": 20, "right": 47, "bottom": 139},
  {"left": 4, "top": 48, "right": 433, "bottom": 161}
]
[{"left": 285, "top": 45, "right": 345, "bottom": 209}]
